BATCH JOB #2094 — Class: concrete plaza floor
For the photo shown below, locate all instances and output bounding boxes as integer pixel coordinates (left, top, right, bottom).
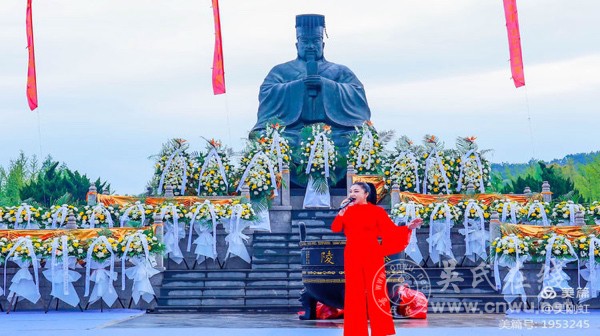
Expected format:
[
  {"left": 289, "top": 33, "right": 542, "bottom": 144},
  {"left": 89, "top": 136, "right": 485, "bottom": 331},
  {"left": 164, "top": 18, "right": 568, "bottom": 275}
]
[{"left": 0, "top": 310, "right": 599, "bottom": 335}]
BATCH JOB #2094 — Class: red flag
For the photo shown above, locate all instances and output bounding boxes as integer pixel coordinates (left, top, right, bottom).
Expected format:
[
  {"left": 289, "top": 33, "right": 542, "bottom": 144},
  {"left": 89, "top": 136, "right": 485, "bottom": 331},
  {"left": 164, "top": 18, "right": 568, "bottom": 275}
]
[
  {"left": 212, "top": 0, "right": 226, "bottom": 95},
  {"left": 503, "top": 0, "right": 525, "bottom": 88},
  {"left": 26, "top": 0, "right": 38, "bottom": 110}
]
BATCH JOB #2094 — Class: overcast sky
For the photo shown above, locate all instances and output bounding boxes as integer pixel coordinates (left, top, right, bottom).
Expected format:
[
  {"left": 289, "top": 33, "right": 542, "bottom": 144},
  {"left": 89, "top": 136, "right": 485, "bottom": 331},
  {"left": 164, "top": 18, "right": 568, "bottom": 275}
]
[{"left": 1, "top": 1, "right": 599, "bottom": 194}]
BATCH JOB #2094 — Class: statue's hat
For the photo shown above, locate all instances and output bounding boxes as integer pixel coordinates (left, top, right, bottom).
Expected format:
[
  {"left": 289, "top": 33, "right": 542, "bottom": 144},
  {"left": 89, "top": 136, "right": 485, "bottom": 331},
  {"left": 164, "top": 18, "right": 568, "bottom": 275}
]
[{"left": 295, "top": 14, "right": 325, "bottom": 38}]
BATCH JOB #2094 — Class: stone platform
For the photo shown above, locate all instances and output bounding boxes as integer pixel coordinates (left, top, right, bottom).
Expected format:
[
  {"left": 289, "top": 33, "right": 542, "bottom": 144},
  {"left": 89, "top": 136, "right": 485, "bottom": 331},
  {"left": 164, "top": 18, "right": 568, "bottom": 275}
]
[{"left": 2, "top": 310, "right": 600, "bottom": 335}]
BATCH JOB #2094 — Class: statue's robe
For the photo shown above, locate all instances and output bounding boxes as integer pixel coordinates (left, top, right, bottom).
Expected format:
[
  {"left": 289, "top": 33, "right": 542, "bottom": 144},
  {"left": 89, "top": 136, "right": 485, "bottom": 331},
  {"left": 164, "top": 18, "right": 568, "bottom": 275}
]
[
  {"left": 252, "top": 58, "right": 371, "bottom": 131},
  {"left": 252, "top": 58, "right": 371, "bottom": 186}
]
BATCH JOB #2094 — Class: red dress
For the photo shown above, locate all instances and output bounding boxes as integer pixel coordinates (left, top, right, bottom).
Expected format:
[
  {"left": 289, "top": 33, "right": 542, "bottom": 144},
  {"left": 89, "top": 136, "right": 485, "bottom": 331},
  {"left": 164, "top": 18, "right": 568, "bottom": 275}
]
[{"left": 331, "top": 203, "right": 412, "bottom": 336}]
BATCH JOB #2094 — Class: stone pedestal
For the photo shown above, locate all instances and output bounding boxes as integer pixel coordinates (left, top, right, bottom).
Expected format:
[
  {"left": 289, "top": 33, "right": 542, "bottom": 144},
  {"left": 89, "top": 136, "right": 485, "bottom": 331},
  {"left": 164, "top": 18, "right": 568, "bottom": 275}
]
[
  {"left": 153, "top": 213, "right": 165, "bottom": 271},
  {"left": 87, "top": 185, "right": 97, "bottom": 206},
  {"left": 541, "top": 181, "right": 553, "bottom": 203}
]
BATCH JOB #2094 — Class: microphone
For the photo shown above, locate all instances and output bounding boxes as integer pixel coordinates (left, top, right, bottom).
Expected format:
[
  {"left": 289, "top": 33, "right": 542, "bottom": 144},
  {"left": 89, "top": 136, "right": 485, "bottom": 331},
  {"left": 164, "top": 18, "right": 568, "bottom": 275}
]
[
  {"left": 306, "top": 51, "right": 318, "bottom": 98},
  {"left": 338, "top": 197, "right": 356, "bottom": 210}
]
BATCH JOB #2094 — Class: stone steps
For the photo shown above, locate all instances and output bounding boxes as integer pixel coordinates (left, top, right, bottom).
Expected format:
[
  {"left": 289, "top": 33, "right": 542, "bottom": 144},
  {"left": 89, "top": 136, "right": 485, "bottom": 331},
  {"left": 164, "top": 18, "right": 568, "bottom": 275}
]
[{"left": 154, "top": 265, "right": 304, "bottom": 313}]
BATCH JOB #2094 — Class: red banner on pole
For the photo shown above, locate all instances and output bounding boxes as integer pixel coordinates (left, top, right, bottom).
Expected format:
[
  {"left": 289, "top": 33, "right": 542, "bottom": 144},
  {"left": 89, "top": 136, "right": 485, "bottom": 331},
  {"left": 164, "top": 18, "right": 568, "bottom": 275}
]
[
  {"left": 212, "top": 0, "right": 226, "bottom": 95},
  {"left": 503, "top": 0, "right": 525, "bottom": 88},
  {"left": 26, "top": 0, "right": 38, "bottom": 110}
]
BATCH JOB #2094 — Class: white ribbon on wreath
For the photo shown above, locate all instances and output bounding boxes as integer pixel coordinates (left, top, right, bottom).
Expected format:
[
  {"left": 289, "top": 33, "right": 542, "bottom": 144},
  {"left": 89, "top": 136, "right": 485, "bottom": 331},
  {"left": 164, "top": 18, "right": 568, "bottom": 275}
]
[
  {"left": 120, "top": 202, "right": 147, "bottom": 227},
  {"left": 456, "top": 149, "right": 486, "bottom": 193},
  {"left": 270, "top": 130, "right": 285, "bottom": 173},
  {"left": 303, "top": 131, "right": 333, "bottom": 208},
  {"left": 4, "top": 237, "right": 40, "bottom": 304},
  {"left": 197, "top": 148, "right": 229, "bottom": 195},
  {"left": 224, "top": 204, "right": 251, "bottom": 264},
  {"left": 501, "top": 201, "right": 519, "bottom": 224},
  {"left": 186, "top": 200, "right": 218, "bottom": 261},
  {"left": 121, "top": 230, "right": 159, "bottom": 304},
  {"left": 84, "top": 236, "right": 117, "bottom": 307},
  {"left": 157, "top": 146, "right": 187, "bottom": 196},
  {"left": 425, "top": 202, "right": 455, "bottom": 264},
  {"left": 15, "top": 203, "right": 37, "bottom": 229},
  {"left": 538, "top": 234, "right": 581, "bottom": 302},
  {"left": 89, "top": 204, "right": 114, "bottom": 228},
  {"left": 395, "top": 202, "right": 422, "bottom": 264},
  {"left": 580, "top": 236, "right": 600, "bottom": 302},
  {"left": 305, "top": 131, "right": 331, "bottom": 178},
  {"left": 459, "top": 200, "right": 488, "bottom": 262},
  {"left": 43, "top": 235, "right": 81, "bottom": 307},
  {"left": 355, "top": 124, "right": 374, "bottom": 170},
  {"left": 493, "top": 236, "right": 528, "bottom": 304},
  {"left": 422, "top": 150, "right": 451, "bottom": 195},
  {"left": 392, "top": 152, "right": 420, "bottom": 193},
  {"left": 161, "top": 205, "right": 184, "bottom": 264},
  {"left": 50, "top": 205, "right": 69, "bottom": 229},
  {"left": 566, "top": 203, "right": 578, "bottom": 225},
  {"left": 527, "top": 202, "right": 550, "bottom": 226},
  {"left": 236, "top": 151, "right": 278, "bottom": 197}
]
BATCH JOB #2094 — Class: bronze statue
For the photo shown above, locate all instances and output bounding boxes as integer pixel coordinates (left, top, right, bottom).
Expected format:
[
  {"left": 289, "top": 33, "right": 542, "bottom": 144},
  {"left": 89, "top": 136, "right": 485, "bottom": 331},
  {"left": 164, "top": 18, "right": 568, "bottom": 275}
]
[{"left": 252, "top": 14, "right": 372, "bottom": 185}]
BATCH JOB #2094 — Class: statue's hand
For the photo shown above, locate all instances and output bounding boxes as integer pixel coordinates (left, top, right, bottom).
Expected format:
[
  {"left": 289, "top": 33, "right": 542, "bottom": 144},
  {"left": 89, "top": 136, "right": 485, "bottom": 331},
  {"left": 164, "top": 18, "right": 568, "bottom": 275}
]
[{"left": 303, "top": 75, "right": 322, "bottom": 91}]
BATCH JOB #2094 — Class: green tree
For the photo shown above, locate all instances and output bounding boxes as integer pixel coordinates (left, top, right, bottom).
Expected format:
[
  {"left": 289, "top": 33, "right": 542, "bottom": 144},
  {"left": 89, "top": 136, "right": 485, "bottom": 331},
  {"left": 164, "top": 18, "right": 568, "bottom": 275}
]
[
  {"left": 0, "top": 152, "right": 40, "bottom": 205},
  {"left": 19, "top": 157, "right": 111, "bottom": 207},
  {"left": 572, "top": 156, "right": 600, "bottom": 202},
  {"left": 498, "top": 161, "right": 582, "bottom": 201}
]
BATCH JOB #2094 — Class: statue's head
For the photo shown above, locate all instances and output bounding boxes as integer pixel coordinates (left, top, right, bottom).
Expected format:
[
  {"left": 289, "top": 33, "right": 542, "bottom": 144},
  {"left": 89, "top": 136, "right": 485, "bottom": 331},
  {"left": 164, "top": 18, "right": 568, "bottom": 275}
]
[{"left": 295, "top": 14, "right": 325, "bottom": 61}]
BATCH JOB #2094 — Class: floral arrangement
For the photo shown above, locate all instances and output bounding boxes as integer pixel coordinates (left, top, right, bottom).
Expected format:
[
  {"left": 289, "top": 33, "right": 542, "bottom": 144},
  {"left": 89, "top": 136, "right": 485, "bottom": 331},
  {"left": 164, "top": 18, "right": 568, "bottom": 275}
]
[
  {"left": 255, "top": 122, "right": 291, "bottom": 172},
  {"left": 40, "top": 235, "right": 86, "bottom": 260},
  {"left": 295, "top": 123, "right": 342, "bottom": 189},
  {"left": 383, "top": 136, "right": 423, "bottom": 193},
  {"left": 347, "top": 121, "right": 390, "bottom": 175},
  {"left": 236, "top": 146, "right": 279, "bottom": 201},
  {"left": 79, "top": 204, "right": 119, "bottom": 228},
  {"left": 390, "top": 201, "right": 426, "bottom": 223},
  {"left": 118, "top": 202, "right": 155, "bottom": 227},
  {"left": 421, "top": 135, "right": 458, "bottom": 194},
  {"left": 117, "top": 229, "right": 165, "bottom": 258},
  {"left": 492, "top": 232, "right": 600, "bottom": 263},
  {"left": 41, "top": 204, "right": 79, "bottom": 228},
  {"left": 0, "top": 230, "right": 165, "bottom": 264},
  {"left": 0, "top": 237, "right": 10, "bottom": 264},
  {"left": 490, "top": 199, "right": 523, "bottom": 223},
  {"left": 149, "top": 138, "right": 200, "bottom": 196},
  {"left": 454, "top": 137, "right": 492, "bottom": 193},
  {"left": 186, "top": 201, "right": 220, "bottom": 227},
  {"left": 456, "top": 199, "right": 491, "bottom": 223},
  {"left": 545, "top": 235, "right": 577, "bottom": 260},
  {"left": 589, "top": 201, "right": 600, "bottom": 223},
  {"left": 87, "top": 236, "right": 120, "bottom": 262},
  {"left": 551, "top": 200, "right": 586, "bottom": 224},
  {"left": 526, "top": 235, "right": 549, "bottom": 262},
  {"left": 214, "top": 199, "right": 257, "bottom": 222},
  {"left": 491, "top": 234, "right": 531, "bottom": 260},
  {"left": 197, "top": 139, "right": 235, "bottom": 196},
  {"left": 0, "top": 236, "right": 45, "bottom": 262},
  {"left": 519, "top": 200, "right": 551, "bottom": 224},
  {"left": 572, "top": 234, "right": 600, "bottom": 262},
  {"left": 423, "top": 202, "right": 460, "bottom": 222},
  {"left": 155, "top": 202, "right": 186, "bottom": 224},
  {"left": 2, "top": 204, "right": 43, "bottom": 228}
]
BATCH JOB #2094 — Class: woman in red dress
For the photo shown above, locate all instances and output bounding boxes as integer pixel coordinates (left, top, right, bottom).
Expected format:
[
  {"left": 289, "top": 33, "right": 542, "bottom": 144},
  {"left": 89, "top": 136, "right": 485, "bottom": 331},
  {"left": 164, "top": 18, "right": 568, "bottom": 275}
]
[{"left": 331, "top": 182, "right": 422, "bottom": 336}]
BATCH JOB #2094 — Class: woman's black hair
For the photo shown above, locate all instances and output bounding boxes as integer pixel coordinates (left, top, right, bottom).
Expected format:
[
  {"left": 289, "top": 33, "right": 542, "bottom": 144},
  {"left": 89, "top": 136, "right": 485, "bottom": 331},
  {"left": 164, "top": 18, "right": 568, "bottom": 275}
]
[{"left": 352, "top": 182, "right": 378, "bottom": 205}]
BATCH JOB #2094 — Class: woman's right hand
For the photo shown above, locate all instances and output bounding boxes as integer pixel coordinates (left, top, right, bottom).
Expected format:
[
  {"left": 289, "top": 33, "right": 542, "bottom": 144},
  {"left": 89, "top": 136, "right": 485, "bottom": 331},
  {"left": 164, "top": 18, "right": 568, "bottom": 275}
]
[{"left": 337, "top": 197, "right": 354, "bottom": 216}]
